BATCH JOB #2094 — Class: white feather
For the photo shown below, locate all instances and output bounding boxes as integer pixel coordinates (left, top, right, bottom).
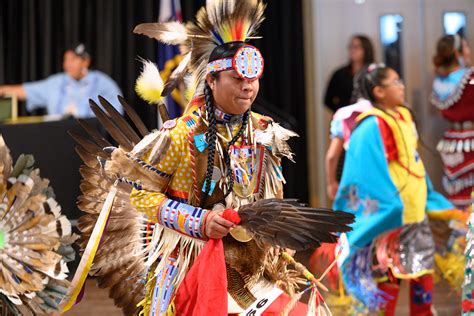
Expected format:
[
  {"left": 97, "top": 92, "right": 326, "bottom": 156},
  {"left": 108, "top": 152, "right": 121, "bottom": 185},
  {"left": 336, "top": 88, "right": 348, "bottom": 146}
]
[
  {"left": 137, "top": 59, "right": 163, "bottom": 91},
  {"left": 159, "top": 21, "right": 188, "bottom": 45}
]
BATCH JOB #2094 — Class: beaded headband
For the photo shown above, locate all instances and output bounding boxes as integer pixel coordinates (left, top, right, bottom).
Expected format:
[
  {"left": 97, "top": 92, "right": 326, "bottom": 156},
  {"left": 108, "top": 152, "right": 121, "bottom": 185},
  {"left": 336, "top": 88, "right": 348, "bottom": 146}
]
[{"left": 206, "top": 45, "right": 264, "bottom": 80}]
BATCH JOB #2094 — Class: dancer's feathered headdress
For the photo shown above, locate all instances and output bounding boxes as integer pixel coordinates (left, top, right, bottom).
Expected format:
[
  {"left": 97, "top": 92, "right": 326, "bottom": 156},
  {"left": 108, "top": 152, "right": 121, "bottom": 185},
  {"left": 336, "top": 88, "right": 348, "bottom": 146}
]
[{"left": 134, "top": 0, "right": 266, "bottom": 99}]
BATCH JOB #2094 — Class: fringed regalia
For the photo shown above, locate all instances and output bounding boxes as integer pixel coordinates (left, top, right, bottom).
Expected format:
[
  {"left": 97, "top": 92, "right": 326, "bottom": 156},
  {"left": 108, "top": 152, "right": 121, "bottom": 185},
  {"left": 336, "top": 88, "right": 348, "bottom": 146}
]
[
  {"left": 431, "top": 67, "right": 474, "bottom": 209},
  {"left": 334, "top": 106, "right": 464, "bottom": 313}
]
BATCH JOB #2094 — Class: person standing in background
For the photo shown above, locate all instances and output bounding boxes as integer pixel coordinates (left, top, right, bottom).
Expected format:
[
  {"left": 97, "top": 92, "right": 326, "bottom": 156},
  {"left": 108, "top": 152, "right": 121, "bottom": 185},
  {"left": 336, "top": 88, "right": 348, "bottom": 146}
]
[
  {"left": 431, "top": 34, "right": 473, "bottom": 209},
  {"left": 0, "top": 43, "right": 123, "bottom": 118},
  {"left": 325, "top": 69, "right": 373, "bottom": 199},
  {"left": 324, "top": 34, "right": 374, "bottom": 112}
]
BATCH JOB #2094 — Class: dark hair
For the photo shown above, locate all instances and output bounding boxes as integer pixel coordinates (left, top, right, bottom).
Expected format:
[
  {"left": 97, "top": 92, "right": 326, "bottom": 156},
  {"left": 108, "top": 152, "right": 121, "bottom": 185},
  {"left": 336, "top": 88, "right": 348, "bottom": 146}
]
[
  {"left": 351, "top": 68, "right": 367, "bottom": 102},
  {"left": 433, "top": 35, "right": 463, "bottom": 69},
  {"left": 359, "top": 64, "right": 392, "bottom": 103},
  {"left": 200, "top": 41, "right": 251, "bottom": 208},
  {"left": 351, "top": 35, "right": 375, "bottom": 65},
  {"left": 209, "top": 41, "right": 246, "bottom": 62}
]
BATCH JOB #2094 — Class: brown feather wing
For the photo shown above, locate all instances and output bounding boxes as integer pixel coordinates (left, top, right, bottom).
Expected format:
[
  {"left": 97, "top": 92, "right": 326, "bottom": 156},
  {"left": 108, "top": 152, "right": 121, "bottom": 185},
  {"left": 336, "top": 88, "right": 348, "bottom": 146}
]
[
  {"left": 70, "top": 97, "right": 160, "bottom": 315},
  {"left": 238, "top": 198, "right": 354, "bottom": 251}
]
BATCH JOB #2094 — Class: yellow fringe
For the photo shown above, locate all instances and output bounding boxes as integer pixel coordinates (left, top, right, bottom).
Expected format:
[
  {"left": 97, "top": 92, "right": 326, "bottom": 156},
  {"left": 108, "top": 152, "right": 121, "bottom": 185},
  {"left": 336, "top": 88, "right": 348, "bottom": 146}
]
[
  {"left": 428, "top": 209, "right": 469, "bottom": 222},
  {"left": 434, "top": 252, "right": 465, "bottom": 290}
]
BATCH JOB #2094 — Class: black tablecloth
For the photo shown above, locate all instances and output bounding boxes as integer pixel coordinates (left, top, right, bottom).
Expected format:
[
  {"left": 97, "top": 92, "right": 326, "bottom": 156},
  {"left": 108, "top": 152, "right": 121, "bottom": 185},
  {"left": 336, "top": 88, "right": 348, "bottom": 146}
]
[{"left": 0, "top": 118, "right": 102, "bottom": 220}]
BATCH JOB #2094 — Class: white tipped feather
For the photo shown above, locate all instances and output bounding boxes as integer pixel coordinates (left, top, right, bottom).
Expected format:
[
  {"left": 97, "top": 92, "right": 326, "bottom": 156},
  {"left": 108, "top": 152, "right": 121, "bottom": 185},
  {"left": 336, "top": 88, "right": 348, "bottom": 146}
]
[
  {"left": 133, "top": 22, "right": 188, "bottom": 46},
  {"left": 45, "top": 197, "right": 61, "bottom": 218},
  {"left": 57, "top": 216, "right": 72, "bottom": 237},
  {"left": 158, "top": 21, "right": 188, "bottom": 45}
]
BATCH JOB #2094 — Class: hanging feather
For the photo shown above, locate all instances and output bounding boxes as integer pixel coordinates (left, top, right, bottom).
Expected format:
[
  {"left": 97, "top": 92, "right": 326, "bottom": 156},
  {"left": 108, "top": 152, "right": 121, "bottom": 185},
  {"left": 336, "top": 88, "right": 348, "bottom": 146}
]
[
  {"left": 0, "top": 136, "right": 75, "bottom": 314},
  {"left": 162, "top": 51, "right": 192, "bottom": 97},
  {"left": 307, "top": 287, "right": 332, "bottom": 316},
  {"left": 135, "top": 59, "right": 164, "bottom": 104}
]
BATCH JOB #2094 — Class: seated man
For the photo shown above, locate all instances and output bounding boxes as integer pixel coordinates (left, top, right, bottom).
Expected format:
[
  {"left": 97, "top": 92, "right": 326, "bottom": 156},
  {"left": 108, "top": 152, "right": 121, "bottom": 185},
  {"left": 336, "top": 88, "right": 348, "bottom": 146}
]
[{"left": 0, "top": 43, "right": 122, "bottom": 118}]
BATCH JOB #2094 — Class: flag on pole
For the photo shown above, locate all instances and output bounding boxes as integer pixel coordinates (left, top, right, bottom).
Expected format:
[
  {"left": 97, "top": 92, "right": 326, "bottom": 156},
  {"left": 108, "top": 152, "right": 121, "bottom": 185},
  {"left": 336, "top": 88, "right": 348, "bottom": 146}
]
[{"left": 157, "top": 0, "right": 184, "bottom": 120}]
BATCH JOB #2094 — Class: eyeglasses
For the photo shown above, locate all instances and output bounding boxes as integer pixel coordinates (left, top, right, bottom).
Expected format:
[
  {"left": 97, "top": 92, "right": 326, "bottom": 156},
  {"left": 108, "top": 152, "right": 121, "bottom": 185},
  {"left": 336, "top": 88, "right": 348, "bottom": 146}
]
[{"left": 380, "top": 79, "right": 404, "bottom": 88}]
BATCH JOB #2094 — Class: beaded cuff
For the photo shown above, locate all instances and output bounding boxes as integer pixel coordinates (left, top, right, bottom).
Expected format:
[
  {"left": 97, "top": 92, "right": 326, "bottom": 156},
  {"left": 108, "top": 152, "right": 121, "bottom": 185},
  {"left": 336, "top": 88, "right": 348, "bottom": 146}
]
[{"left": 158, "top": 199, "right": 208, "bottom": 239}]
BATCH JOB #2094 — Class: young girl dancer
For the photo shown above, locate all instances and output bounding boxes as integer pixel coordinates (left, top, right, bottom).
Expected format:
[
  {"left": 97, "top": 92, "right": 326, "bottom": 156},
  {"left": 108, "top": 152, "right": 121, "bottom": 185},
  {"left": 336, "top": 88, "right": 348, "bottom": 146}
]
[{"left": 335, "top": 64, "right": 463, "bottom": 315}]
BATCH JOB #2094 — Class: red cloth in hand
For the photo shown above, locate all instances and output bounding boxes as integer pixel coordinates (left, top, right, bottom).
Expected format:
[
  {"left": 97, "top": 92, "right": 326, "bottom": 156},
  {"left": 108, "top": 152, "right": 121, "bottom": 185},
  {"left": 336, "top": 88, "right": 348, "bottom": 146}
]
[
  {"left": 222, "top": 208, "right": 241, "bottom": 224},
  {"left": 174, "top": 238, "right": 228, "bottom": 316}
]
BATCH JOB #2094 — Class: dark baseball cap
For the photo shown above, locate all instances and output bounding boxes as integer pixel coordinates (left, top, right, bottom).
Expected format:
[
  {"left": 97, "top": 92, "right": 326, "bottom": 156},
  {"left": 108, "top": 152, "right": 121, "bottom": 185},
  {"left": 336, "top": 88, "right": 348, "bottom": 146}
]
[{"left": 67, "top": 43, "right": 91, "bottom": 59}]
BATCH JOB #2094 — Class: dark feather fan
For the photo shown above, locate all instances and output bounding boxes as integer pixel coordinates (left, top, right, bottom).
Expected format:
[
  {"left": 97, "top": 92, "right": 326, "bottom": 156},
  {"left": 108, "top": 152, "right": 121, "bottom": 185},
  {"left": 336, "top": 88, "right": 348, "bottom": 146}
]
[{"left": 237, "top": 198, "right": 354, "bottom": 251}]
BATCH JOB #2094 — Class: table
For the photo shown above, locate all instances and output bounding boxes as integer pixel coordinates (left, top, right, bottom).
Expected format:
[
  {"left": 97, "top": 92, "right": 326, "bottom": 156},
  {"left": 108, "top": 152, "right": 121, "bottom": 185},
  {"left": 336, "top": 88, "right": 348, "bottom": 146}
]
[{"left": 0, "top": 117, "right": 103, "bottom": 219}]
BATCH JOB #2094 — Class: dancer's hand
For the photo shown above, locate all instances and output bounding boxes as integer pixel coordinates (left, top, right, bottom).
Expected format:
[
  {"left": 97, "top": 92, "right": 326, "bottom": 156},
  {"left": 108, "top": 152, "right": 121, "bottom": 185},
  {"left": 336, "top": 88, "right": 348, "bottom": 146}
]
[{"left": 204, "top": 210, "right": 236, "bottom": 239}]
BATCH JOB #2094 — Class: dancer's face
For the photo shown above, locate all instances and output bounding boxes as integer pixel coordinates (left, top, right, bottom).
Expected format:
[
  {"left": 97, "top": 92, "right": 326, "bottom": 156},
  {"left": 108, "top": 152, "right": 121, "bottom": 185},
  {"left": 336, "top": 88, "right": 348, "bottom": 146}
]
[
  {"left": 373, "top": 69, "right": 405, "bottom": 109},
  {"left": 348, "top": 37, "right": 364, "bottom": 64},
  {"left": 206, "top": 70, "right": 259, "bottom": 115}
]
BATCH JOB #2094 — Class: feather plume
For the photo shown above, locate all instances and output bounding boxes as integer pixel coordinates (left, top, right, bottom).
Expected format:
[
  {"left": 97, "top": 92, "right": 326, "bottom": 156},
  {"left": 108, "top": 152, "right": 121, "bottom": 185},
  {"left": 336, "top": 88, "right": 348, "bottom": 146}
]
[
  {"left": 255, "top": 122, "right": 299, "bottom": 162},
  {"left": 129, "top": 130, "right": 164, "bottom": 158},
  {"left": 68, "top": 130, "right": 107, "bottom": 158},
  {"left": 135, "top": 59, "right": 164, "bottom": 104},
  {"left": 104, "top": 148, "right": 168, "bottom": 192}
]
